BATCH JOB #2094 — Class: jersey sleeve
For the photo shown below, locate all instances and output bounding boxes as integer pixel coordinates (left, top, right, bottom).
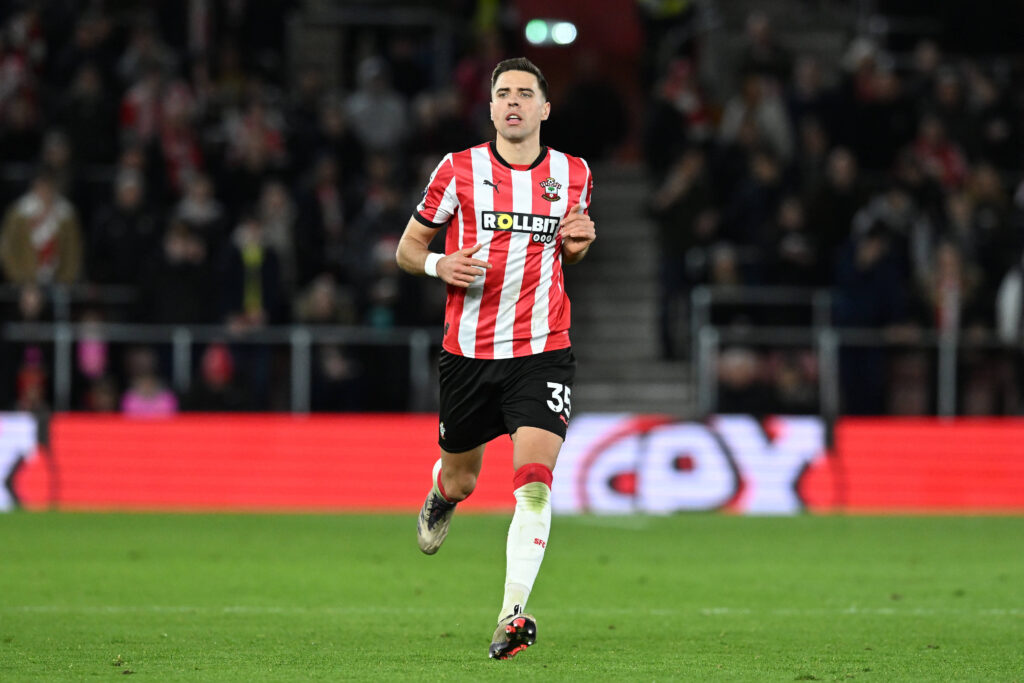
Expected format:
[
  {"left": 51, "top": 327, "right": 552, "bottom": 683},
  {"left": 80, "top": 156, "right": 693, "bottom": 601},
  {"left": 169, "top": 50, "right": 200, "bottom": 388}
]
[
  {"left": 414, "top": 153, "right": 458, "bottom": 228},
  {"left": 579, "top": 158, "right": 594, "bottom": 215}
]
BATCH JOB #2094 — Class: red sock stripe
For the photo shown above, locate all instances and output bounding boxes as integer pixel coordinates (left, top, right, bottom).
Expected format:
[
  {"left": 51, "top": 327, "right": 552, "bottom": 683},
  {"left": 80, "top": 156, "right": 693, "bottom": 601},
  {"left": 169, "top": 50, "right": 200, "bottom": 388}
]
[
  {"left": 436, "top": 468, "right": 453, "bottom": 503},
  {"left": 513, "top": 463, "right": 553, "bottom": 490}
]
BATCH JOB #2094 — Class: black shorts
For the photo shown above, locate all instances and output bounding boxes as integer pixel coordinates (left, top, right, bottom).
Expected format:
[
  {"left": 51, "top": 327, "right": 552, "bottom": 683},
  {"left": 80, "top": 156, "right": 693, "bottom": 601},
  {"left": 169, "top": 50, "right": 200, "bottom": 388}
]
[{"left": 437, "top": 347, "right": 576, "bottom": 452}]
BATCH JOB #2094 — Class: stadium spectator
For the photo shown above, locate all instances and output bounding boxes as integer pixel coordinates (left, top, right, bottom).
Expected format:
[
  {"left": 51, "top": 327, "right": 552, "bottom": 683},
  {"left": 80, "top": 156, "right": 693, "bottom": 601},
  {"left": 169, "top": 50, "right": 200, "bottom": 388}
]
[
  {"left": 963, "top": 64, "right": 1018, "bottom": 169},
  {"left": 257, "top": 179, "right": 298, "bottom": 294},
  {"left": 850, "top": 182, "right": 931, "bottom": 281},
  {"left": 996, "top": 253, "right": 1024, "bottom": 348},
  {"left": 648, "top": 146, "right": 716, "bottom": 359},
  {"left": 737, "top": 11, "right": 792, "bottom": 85},
  {"left": 219, "top": 215, "right": 285, "bottom": 408},
  {"left": 181, "top": 342, "right": 254, "bottom": 412},
  {"left": 55, "top": 63, "right": 118, "bottom": 166},
  {"left": 156, "top": 81, "right": 204, "bottom": 196},
  {"left": 82, "top": 376, "right": 120, "bottom": 412},
  {"left": 545, "top": 51, "right": 628, "bottom": 162},
  {"left": 791, "top": 114, "right": 828, "bottom": 190},
  {"left": 929, "top": 67, "right": 971, "bottom": 152},
  {"left": 120, "top": 345, "right": 177, "bottom": 417},
  {"left": 963, "top": 163, "right": 1017, "bottom": 283},
  {"left": 141, "top": 221, "right": 216, "bottom": 324},
  {"left": 292, "top": 273, "right": 364, "bottom": 411},
  {"left": 116, "top": 21, "right": 174, "bottom": 88},
  {"left": 834, "top": 225, "right": 912, "bottom": 415},
  {"left": 804, "top": 147, "right": 867, "bottom": 275},
  {"left": 303, "top": 94, "right": 366, "bottom": 187},
  {"left": 785, "top": 55, "right": 832, "bottom": 136},
  {"left": 723, "top": 146, "right": 785, "bottom": 248},
  {"left": 174, "top": 172, "right": 228, "bottom": 258},
  {"left": 719, "top": 72, "right": 794, "bottom": 164},
  {"left": 294, "top": 155, "right": 350, "bottom": 289},
  {"left": 762, "top": 196, "right": 823, "bottom": 289},
  {"left": 0, "top": 170, "right": 83, "bottom": 285},
  {"left": 717, "top": 347, "right": 773, "bottom": 415},
  {"left": 642, "top": 58, "right": 710, "bottom": 179},
  {"left": 768, "top": 350, "right": 818, "bottom": 415},
  {"left": 48, "top": 10, "right": 117, "bottom": 88},
  {"left": 89, "top": 169, "right": 160, "bottom": 287},
  {"left": 346, "top": 57, "right": 410, "bottom": 154},
  {"left": 409, "top": 88, "right": 477, "bottom": 162},
  {"left": 0, "top": 92, "right": 42, "bottom": 164},
  {"left": 220, "top": 214, "right": 285, "bottom": 328},
  {"left": 217, "top": 96, "right": 287, "bottom": 218},
  {"left": 1, "top": 284, "right": 52, "bottom": 411},
  {"left": 119, "top": 62, "right": 168, "bottom": 145},
  {"left": 911, "top": 113, "right": 968, "bottom": 191}
]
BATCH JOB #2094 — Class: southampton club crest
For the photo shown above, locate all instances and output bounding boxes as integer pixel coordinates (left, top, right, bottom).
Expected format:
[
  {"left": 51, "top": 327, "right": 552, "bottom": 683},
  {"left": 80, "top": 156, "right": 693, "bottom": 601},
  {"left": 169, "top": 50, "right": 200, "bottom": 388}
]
[{"left": 539, "top": 177, "right": 562, "bottom": 202}]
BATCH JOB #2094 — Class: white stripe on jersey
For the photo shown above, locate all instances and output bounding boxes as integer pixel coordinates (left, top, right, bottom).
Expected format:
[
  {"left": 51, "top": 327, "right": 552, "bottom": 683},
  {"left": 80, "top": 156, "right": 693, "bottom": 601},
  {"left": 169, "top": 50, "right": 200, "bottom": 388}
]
[
  {"left": 579, "top": 157, "right": 592, "bottom": 210},
  {"left": 457, "top": 146, "right": 495, "bottom": 355},
  {"left": 416, "top": 153, "right": 456, "bottom": 223},
  {"left": 491, "top": 170, "right": 533, "bottom": 358},
  {"left": 530, "top": 149, "right": 570, "bottom": 354}
]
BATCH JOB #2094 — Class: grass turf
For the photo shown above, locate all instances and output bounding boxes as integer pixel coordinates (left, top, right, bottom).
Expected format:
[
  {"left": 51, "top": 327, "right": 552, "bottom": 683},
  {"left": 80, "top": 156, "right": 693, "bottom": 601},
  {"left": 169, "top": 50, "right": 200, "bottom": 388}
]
[{"left": 0, "top": 513, "right": 1021, "bottom": 681}]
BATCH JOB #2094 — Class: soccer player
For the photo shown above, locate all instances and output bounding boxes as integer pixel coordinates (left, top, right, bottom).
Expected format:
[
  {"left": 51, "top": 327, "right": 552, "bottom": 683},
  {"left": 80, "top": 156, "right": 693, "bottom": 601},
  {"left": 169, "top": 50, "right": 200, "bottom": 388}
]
[{"left": 395, "top": 57, "right": 596, "bottom": 659}]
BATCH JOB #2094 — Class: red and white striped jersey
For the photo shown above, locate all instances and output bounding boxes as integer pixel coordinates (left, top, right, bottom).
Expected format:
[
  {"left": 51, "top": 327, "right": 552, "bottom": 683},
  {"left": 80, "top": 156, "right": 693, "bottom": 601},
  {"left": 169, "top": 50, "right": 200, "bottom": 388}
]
[{"left": 415, "top": 141, "right": 593, "bottom": 359}]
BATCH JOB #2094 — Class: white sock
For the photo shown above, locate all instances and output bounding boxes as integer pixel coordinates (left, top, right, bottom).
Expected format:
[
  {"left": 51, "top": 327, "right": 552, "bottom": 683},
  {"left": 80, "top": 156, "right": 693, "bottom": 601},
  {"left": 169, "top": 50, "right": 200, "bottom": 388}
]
[{"left": 498, "top": 481, "right": 551, "bottom": 622}]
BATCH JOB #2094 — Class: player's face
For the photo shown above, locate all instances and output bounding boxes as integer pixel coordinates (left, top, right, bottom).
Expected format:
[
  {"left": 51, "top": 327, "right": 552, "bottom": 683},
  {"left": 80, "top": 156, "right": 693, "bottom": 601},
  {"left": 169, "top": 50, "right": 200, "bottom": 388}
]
[{"left": 490, "top": 70, "right": 550, "bottom": 143}]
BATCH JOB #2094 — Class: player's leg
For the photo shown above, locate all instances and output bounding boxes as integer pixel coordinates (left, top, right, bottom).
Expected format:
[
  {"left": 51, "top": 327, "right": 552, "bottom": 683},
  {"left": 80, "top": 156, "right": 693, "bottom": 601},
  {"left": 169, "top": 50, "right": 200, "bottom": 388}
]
[
  {"left": 417, "top": 445, "right": 484, "bottom": 555},
  {"left": 490, "top": 348, "right": 574, "bottom": 659},
  {"left": 421, "top": 350, "right": 503, "bottom": 554},
  {"left": 502, "top": 427, "right": 559, "bottom": 616},
  {"left": 489, "top": 427, "right": 561, "bottom": 659}
]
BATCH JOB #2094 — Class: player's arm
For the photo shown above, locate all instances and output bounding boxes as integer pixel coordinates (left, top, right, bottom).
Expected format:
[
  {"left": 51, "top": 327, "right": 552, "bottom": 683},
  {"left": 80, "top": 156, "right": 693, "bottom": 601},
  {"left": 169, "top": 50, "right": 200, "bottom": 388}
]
[
  {"left": 559, "top": 204, "right": 596, "bottom": 265},
  {"left": 396, "top": 216, "right": 492, "bottom": 287}
]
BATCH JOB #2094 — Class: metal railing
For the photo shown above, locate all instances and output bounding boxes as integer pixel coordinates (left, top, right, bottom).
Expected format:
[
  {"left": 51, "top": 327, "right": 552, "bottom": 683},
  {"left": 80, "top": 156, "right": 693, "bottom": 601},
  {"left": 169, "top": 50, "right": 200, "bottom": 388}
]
[
  {"left": 2, "top": 322, "right": 440, "bottom": 413},
  {"left": 691, "top": 285, "right": 1019, "bottom": 419}
]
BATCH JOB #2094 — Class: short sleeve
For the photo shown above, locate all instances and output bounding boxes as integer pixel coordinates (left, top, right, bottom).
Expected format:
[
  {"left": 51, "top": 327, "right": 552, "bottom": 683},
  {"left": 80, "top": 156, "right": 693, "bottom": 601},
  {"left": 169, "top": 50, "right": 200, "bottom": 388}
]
[
  {"left": 579, "top": 158, "right": 594, "bottom": 215},
  {"left": 415, "top": 153, "right": 458, "bottom": 227}
]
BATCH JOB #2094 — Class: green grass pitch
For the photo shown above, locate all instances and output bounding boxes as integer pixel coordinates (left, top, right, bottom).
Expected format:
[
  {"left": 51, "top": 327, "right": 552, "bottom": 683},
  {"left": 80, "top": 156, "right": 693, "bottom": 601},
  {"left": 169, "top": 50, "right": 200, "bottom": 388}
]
[{"left": 0, "top": 513, "right": 1021, "bottom": 681}]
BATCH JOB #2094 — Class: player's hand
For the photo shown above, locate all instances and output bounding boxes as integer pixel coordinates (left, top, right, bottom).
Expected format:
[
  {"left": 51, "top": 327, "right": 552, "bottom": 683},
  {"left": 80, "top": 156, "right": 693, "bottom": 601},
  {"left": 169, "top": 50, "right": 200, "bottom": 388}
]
[
  {"left": 437, "top": 243, "right": 492, "bottom": 287},
  {"left": 559, "top": 204, "right": 595, "bottom": 260}
]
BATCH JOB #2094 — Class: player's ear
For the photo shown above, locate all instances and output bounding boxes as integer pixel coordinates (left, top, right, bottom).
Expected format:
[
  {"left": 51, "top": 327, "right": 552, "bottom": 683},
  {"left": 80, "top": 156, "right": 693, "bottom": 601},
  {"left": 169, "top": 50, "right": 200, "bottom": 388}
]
[{"left": 541, "top": 100, "right": 550, "bottom": 121}]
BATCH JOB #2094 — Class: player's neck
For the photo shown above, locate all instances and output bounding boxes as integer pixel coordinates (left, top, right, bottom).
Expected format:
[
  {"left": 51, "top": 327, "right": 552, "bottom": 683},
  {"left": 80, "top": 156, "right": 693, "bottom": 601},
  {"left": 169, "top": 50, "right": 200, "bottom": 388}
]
[{"left": 494, "top": 135, "right": 543, "bottom": 167}]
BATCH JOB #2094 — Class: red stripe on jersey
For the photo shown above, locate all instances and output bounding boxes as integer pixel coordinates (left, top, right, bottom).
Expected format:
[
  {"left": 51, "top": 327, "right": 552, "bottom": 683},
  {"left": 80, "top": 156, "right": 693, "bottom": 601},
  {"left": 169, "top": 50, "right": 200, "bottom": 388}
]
[
  {"left": 473, "top": 159, "right": 515, "bottom": 358},
  {"left": 419, "top": 156, "right": 454, "bottom": 224},
  {"left": 511, "top": 159, "right": 554, "bottom": 355},
  {"left": 544, "top": 156, "right": 589, "bottom": 352}
]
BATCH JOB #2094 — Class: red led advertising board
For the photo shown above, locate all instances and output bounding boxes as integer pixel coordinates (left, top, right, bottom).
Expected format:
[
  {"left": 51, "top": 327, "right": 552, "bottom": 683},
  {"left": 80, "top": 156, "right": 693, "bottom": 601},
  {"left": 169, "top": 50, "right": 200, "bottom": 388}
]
[
  {"left": 3, "top": 413, "right": 1024, "bottom": 513},
  {"left": 5, "top": 414, "right": 513, "bottom": 512}
]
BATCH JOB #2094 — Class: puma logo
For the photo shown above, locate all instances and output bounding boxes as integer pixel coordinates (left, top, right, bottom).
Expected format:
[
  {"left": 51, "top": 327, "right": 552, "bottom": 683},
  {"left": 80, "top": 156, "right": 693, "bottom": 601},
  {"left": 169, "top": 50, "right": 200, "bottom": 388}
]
[{"left": 483, "top": 179, "right": 501, "bottom": 193}]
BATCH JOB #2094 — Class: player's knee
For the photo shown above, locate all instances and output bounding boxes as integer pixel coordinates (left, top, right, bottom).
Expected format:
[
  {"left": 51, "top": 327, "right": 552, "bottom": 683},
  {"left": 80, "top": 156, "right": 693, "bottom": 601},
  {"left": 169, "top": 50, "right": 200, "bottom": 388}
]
[{"left": 444, "top": 469, "right": 477, "bottom": 501}]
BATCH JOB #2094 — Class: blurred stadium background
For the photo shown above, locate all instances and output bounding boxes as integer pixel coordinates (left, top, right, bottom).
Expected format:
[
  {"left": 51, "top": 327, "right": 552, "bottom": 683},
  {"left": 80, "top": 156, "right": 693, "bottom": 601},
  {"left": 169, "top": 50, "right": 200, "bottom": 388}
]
[
  {"left": 2, "top": 1, "right": 1024, "bottom": 679},
  {"left": 2, "top": 0, "right": 1024, "bottom": 514}
]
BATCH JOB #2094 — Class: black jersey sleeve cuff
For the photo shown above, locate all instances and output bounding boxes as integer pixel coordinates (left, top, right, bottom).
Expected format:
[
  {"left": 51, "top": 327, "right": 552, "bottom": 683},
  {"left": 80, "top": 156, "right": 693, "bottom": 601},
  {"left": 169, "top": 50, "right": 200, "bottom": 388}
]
[{"left": 414, "top": 212, "right": 448, "bottom": 229}]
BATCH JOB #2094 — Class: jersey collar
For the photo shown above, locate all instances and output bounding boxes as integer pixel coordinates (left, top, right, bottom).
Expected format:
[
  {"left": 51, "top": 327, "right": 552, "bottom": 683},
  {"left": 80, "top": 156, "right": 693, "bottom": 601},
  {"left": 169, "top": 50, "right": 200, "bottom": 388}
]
[{"left": 490, "top": 140, "right": 548, "bottom": 171}]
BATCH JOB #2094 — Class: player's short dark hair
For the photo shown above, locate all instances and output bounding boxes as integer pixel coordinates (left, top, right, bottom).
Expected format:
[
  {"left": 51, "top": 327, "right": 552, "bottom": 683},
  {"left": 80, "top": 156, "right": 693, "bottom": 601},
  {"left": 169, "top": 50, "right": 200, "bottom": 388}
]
[{"left": 491, "top": 57, "right": 548, "bottom": 101}]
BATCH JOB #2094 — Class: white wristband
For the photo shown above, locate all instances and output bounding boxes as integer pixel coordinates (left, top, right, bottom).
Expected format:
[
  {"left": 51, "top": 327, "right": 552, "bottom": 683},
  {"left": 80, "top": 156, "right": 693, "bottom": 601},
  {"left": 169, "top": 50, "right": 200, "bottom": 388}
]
[{"left": 424, "top": 252, "right": 443, "bottom": 278}]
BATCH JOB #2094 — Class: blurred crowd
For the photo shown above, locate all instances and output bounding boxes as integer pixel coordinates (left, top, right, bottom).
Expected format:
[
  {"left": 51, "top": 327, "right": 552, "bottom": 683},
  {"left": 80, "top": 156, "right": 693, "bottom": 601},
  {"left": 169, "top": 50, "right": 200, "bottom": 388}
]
[
  {"left": 0, "top": 0, "right": 516, "bottom": 413},
  {"left": 645, "top": 9, "right": 1024, "bottom": 415},
  {"left": 4, "top": 1, "right": 1024, "bottom": 416}
]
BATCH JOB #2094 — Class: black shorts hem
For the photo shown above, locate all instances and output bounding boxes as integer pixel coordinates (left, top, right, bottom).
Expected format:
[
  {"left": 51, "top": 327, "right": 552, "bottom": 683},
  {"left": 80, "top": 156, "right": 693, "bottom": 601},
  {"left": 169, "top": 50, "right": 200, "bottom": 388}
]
[{"left": 438, "top": 428, "right": 504, "bottom": 454}]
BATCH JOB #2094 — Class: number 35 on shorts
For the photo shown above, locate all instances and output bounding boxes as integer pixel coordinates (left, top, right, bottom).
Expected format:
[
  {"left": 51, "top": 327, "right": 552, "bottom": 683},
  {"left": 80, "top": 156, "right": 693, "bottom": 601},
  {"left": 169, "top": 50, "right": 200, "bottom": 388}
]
[{"left": 546, "top": 382, "right": 572, "bottom": 419}]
